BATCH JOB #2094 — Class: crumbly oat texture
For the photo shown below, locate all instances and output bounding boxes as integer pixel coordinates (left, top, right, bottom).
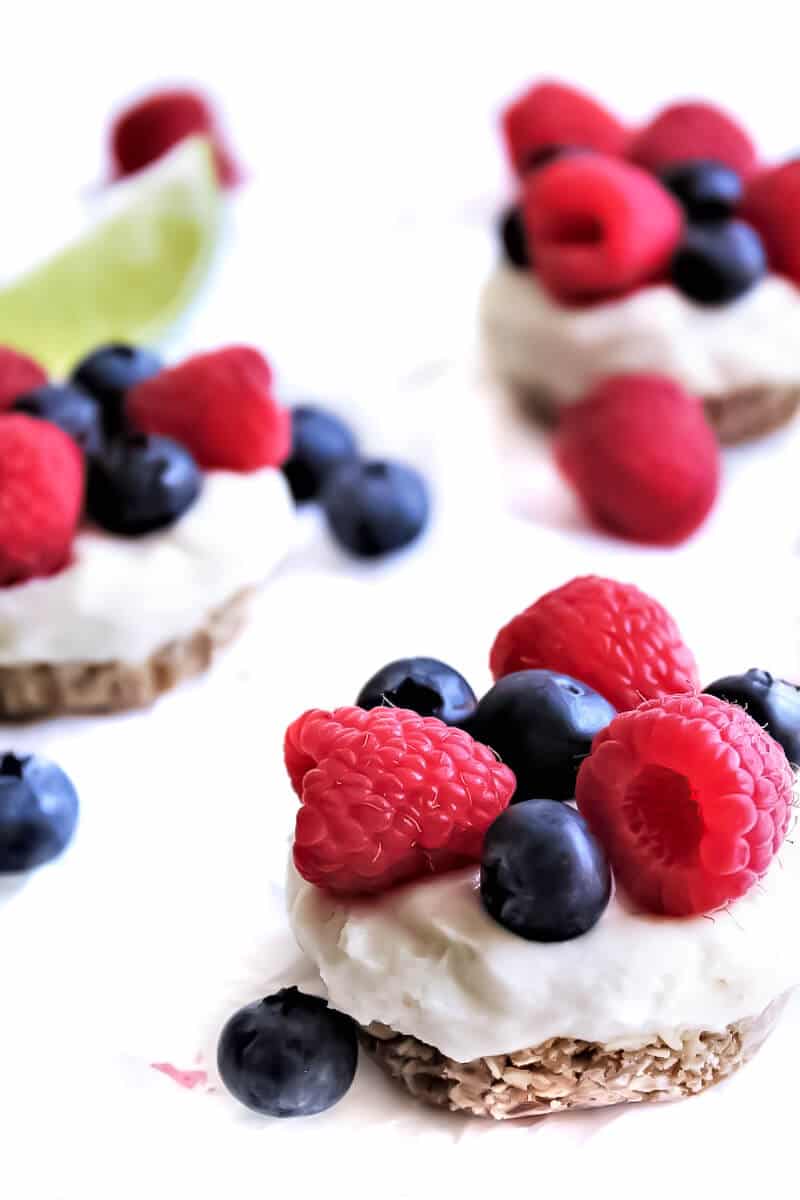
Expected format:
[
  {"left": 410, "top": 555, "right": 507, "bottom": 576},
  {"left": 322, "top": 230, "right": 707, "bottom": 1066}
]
[{"left": 0, "top": 588, "right": 252, "bottom": 719}]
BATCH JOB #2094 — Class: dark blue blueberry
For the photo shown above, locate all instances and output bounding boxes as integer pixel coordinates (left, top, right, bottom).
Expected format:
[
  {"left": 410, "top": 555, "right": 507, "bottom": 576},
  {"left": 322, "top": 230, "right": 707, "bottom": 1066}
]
[
  {"left": 217, "top": 988, "right": 358, "bottom": 1118},
  {"left": 480, "top": 799, "right": 611, "bottom": 942},
  {"left": 13, "top": 383, "right": 103, "bottom": 456},
  {"left": 671, "top": 219, "right": 766, "bottom": 305},
  {"left": 87, "top": 433, "right": 201, "bottom": 536},
  {"left": 0, "top": 753, "right": 79, "bottom": 874},
  {"left": 322, "top": 459, "right": 429, "bottom": 559},
  {"left": 282, "top": 406, "right": 358, "bottom": 503},
  {"left": 705, "top": 669, "right": 800, "bottom": 765},
  {"left": 659, "top": 160, "right": 743, "bottom": 221},
  {"left": 499, "top": 205, "right": 530, "bottom": 269},
  {"left": 356, "top": 657, "right": 477, "bottom": 726},
  {"left": 466, "top": 670, "right": 616, "bottom": 802},
  {"left": 71, "top": 343, "right": 162, "bottom": 436}
]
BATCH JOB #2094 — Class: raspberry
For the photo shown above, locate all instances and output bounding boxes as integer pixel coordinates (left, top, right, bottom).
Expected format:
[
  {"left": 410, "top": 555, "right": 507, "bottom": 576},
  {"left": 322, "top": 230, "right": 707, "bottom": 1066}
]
[
  {"left": 741, "top": 162, "right": 800, "bottom": 284},
  {"left": 0, "top": 415, "right": 84, "bottom": 586},
  {"left": 501, "top": 81, "right": 628, "bottom": 175},
  {"left": 127, "top": 346, "right": 290, "bottom": 472},
  {"left": 555, "top": 374, "right": 720, "bottom": 545},
  {"left": 522, "top": 155, "right": 683, "bottom": 302},
  {"left": 110, "top": 88, "right": 240, "bottom": 187},
  {"left": 285, "top": 706, "right": 515, "bottom": 896},
  {"left": 629, "top": 101, "right": 757, "bottom": 177},
  {"left": 575, "top": 693, "right": 793, "bottom": 915},
  {"left": 0, "top": 347, "right": 47, "bottom": 412},
  {"left": 490, "top": 576, "right": 700, "bottom": 713}
]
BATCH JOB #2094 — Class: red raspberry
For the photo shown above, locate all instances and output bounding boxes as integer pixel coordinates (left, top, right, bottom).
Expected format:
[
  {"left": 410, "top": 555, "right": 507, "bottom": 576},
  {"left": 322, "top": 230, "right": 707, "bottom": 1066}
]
[
  {"left": 576, "top": 693, "right": 793, "bottom": 915},
  {"left": 741, "top": 162, "right": 800, "bottom": 284},
  {"left": 522, "top": 155, "right": 683, "bottom": 302},
  {"left": 555, "top": 374, "right": 720, "bottom": 546},
  {"left": 501, "top": 81, "right": 629, "bottom": 175},
  {"left": 629, "top": 101, "right": 757, "bottom": 177},
  {"left": 490, "top": 576, "right": 700, "bottom": 713},
  {"left": 110, "top": 88, "right": 240, "bottom": 187},
  {"left": 285, "top": 706, "right": 516, "bottom": 896},
  {"left": 0, "top": 348, "right": 47, "bottom": 412},
  {"left": 0, "top": 414, "right": 84, "bottom": 586},
  {"left": 127, "top": 346, "right": 289, "bottom": 472}
]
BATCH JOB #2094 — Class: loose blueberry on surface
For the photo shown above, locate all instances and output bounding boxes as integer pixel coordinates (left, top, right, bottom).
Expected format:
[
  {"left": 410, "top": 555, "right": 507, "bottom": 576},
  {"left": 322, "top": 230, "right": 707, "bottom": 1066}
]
[
  {"left": 499, "top": 206, "right": 530, "bottom": 269},
  {"left": 670, "top": 219, "right": 766, "bottom": 304},
  {"left": 217, "top": 988, "right": 358, "bottom": 1118},
  {"left": 356, "top": 657, "right": 477, "bottom": 726},
  {"left": 0, "top": 753, "right": 79, "bottom": 874},
  {"left": 87, "top": 433, "right": 201, "bottom": 536},
  {"left": 481, "top": 799, "right": 611, "bottom": 942},
  {"left": 466, "top": 670, "right": 616, "bottom": 802},
  {"left": 282, "top": 406, "right": 358, "bottom": 503},
  {"left": 13, "top": 383, "right": 103, "bottom": 456},
  {"left": 322, "top": 459, "right": 430, "bottom": 559},
  {"left": 705, "top": 669, "right": 800, "bottom": 765},
  {"left": 71, "top": 343, "right": 162, "bottom": 436},
  {"left": 659, "top": 160, "right": 743, "bottom": 221}
]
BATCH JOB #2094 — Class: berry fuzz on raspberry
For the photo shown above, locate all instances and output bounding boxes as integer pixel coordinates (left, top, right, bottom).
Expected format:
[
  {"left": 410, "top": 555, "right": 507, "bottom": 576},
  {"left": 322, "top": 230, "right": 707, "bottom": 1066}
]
[
  {"left": 629, "top": 101, "right": 757, "bottom": 177},
  {"left": 110, "top": 88, "right": 240, "bottom": 186},
  {"left": 0, "top": 347, "right": 48, "bottom": 412},
  {"left": 502, "top": 81, "right": 628, "bottom": 176},
  {"left": 705, "top": 669, "right": 800, "bottom": 766},
  {"left": 741, "top": 161, "right": 800, "bottom": 285},
  {"left": 576, "top": 693, "right": 793, "bottom": 916}
]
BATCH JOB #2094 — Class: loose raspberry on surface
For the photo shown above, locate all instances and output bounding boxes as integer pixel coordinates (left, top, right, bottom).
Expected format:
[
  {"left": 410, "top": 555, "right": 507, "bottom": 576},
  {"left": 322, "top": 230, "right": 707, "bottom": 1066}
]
[
  {"left": 522, "top": 154, "right": 683, "bottom": 302},
  {"left": 741, "top": 161, "right": 800, "bottom": 284},
  {"left": 127, "top": 346, "right": 290, "bottom": 472},
  {"left": 110, "top": 88, "right": 240, "bottom": 186},
  {"left": 501, "top": 81, "right": 628, "bottom": 175},
  {"left": 0, "top": 415, "right": 84, "bottom": 586},
  {"left": 555, "top": 374, "right": 720, "bottom": 545},
  {"left": 285, "top": 706, "right": 516, "bottom": 896},
  {"left": 628, "top": 101, "right": 757, "bottom": 177},
  {"left": 490, "top": 576, "right": 700, "bottom": 713},
  {"left": 0, "top": 347, "right": 47, "bottom": 412},
  {"left": 576, "top": 693, "right": 793, "bottom": 916}
]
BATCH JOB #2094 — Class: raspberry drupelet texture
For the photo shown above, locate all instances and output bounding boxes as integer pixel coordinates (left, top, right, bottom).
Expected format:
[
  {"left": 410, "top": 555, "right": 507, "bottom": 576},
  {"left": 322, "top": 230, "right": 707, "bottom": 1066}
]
[
  {"left": 285, "top": 706, "right": 516, "bottom": 896},
  {"left": 490, "top": 576, "right": 700, "bottom": 713},
  {"left": 629, "top": 101, "right": 758, "bottom": 177},
  {"left": 576, "top": 693, "right": 794, "bottom": 916}
]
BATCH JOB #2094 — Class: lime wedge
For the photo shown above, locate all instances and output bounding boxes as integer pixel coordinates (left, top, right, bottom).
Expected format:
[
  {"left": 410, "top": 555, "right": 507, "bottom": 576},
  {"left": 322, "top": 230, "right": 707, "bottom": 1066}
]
[{"left": 0, "top": 137, "right": 222, "bottom": 374}]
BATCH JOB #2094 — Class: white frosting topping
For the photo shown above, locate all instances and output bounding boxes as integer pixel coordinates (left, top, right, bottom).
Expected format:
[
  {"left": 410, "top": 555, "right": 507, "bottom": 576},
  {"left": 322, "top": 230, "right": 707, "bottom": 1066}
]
[
  {"left": 481, "top": 267, "right": 800, "bottom": 400},
  {"left": 287, "top": 838, "right": 800, "bottom": 1062},
  {"left": 0, "top": 468, "right": 294, "bottom": 664}
]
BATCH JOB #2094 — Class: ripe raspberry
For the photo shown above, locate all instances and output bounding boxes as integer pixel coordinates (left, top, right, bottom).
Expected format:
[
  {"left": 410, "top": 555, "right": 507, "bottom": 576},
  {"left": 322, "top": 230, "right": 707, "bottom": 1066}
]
[
  {"left": 576, "top": 693, "right": 793, "bottom": 915},
  {"left": 522, "top": 155, "right": 683, "bottom": 302},
  {"left": 741, "top": 161, "right": 800, "bottom": 284},
  {"left": 0, "top": 347, "right": 47, "bottom": 412},
  {"left": 110, "top": 88, "right": 240, "bottom": 187},
  {"left": 629, "top": 101, "right": 757, "bottom": 176},
  {"left": 490, "top": 576, "right": 700, "bottom": 713},
  {"left": 0, "top": 415, "right": 84, "bottom": 586},
  {"left": 127, "top": 346, "right": 289, "bottom": 472},
  {"left": 555, "top": 374, "right": 720, "bottom": 545},
  {"left": 285, "top": 706, "right": 516, "bottom": 896},
  {"left": 501, "top": 81, "right": 629, "bottom": 175}
]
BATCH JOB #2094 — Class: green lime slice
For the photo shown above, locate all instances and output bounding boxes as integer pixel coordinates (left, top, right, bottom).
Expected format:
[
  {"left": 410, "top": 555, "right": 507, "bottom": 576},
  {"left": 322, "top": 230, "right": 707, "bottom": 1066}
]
[{"left": 0, "top": 137, "right": 222, "bottom": 375}]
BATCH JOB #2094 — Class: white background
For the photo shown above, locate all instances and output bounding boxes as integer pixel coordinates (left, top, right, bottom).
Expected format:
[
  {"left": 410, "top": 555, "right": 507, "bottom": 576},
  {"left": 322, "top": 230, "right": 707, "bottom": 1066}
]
[{"left": 2, "top": 3, "right": 800, "bottom": 1197}]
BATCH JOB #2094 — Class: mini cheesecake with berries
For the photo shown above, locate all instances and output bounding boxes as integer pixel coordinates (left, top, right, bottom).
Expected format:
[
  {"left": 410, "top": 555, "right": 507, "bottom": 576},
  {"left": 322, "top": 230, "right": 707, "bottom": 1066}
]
[
  {"left": 0, "top": 343, "right": 295, "bottom": 717},
  {"left": 482, "top": 81, "right": 800, "bottom": 444}
]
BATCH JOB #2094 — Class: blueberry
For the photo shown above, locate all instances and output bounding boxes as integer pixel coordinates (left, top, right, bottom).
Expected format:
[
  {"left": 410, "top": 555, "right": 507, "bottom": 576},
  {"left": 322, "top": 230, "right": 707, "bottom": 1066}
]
[
  {"left": 217, "top": 988, "right": 358, "bottom": 1117},
  {"left": 499, "top": 206, "right": 530, "bottom": 269},
  {"left": 357, "top": 657, "right": 477, "bottom": 725},
  {"left": 71, "top": 343, "right": 162, "bottom": 436},
  {"left": 322, "top": 459, "right": 429, "bottom": 559},
  {"left": 671, "top": 219, "right": 766, "bottom": 305},
  {"left": 659, "top": 160, "right": 743, "bottom": 221},
  {"left": 705, "top": 669, "right": 800, "bottom": 765},
  {"left": 13, "top": 383, "right": 103, "bottom": 456},
  {"left": 87, "top": 433, "right": 201, "bottom": 536},
  {"left": 480, "top": 799, "right": 611, "bottom": 942},
  {"left": 466, "top": 670, "right": 616, "bottom": 802},
  {"left": 0, "top": 753, "right": 79, "bottom": 874},
  {"left": 282, "top": 406, "right": 358, "bottom": 503}
]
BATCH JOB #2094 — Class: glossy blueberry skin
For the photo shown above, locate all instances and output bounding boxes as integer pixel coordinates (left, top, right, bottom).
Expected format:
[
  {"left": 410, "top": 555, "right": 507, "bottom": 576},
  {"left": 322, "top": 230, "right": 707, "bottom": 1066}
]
[
  {"left": 705, "top": 669, "right": 800, "bottom": 765},
  {"left": 0, "top": 753, "right": 79, "bottom": 874},
  {"left": 217, "top": 988, "right": 358, "bottom": 1118},
  {"left": 87, "top": 433, "right": 201, "bottom": 536},
  {"left": 659, "top": 160, "right": 743, "bottom": 221},
  {"left": 13, "top": 383, "right": 103, "bottom": 456},
  {"left": 466, "top": 670, "right": 616, "bottom": 802},
  {"left": 671, "top": 219, "right": 766, "bottom": 305},
  {"left": 322, "top": 459, "right": 430, "bottom": 559},
  {"left": 282, "top": 406, "right": 358, "bottom": 503},
  {"left": 71, "top": 343, "right": 162, "bottom": 436},
  {"left": 480, "top": 799, "right": 611, "bottom": 942},
  {"left": 356, "top": 657, "right": 477, "bottom": 726},
  {"left": 499, "top": 206, "right": 529, "bottom": 269}
]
